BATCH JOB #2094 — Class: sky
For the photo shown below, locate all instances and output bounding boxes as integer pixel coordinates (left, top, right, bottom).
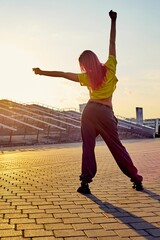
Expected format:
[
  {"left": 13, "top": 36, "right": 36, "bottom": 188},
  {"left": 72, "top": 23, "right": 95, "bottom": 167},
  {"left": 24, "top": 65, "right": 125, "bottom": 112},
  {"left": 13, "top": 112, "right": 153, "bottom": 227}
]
[{"left": 0, "top": 0, "right": 160, "bottom": 119}]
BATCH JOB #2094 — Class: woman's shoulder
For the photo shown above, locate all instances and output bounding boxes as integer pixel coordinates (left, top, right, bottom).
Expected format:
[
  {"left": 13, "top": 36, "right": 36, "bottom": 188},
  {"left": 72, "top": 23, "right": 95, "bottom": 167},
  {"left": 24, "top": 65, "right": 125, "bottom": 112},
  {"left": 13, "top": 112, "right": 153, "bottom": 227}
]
[
  {"left": 78, "top": 73, "right": 90, "bottom": 86},
  {"left": 104, "top": 55, "right": 117, "bottom": 72}
]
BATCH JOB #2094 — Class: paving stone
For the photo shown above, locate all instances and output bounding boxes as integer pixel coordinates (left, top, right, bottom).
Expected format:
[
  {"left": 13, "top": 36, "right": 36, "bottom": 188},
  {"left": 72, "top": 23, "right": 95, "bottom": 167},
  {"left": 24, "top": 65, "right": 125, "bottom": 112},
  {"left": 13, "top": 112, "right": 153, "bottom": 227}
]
[
  {"left": 63, "top": 217, "right": 89, "bottom": 224},
  {"left": 0, "top": 230, "right": 22, "bottom": 237},
  {"left": 24, "top": 229, "right": 53, "bottom": 237},
  {"left": 33, "top": 237, "right": 63, "bottom": 240},
  {"left": 64, "top": 237, "right": 96, "bottom": 240},
  {"left": 84, "top": 229, "right": 116, "bottom": 237},
  {"left": 54, "top": 229, "right": 85, "bottom": 237},
  {"left": 16, "top": 223, "right": 44, "bottom": 230},
  {"left": 78, "top": 212, "right": 104, "bottom": 218},
  {"left": 10, "top": 218, "right": 36, "bottom": 224},
  {"left": 118, "top": 216, "right": 145, "bottom": 223},
  {"left": 53, "top": 213, "right": 79, "bottom": 218},
  {"left": 4, "top": 213, "right": 28, "bottom": 219},
  {"left": 97, "top": 237, "right": 130, "bottom": 240},
  {"left": 130, "top": 237, "right": 158, "bottom": 240},
  {"left": 29, "top": 213, "right": 53, "bottom": 218},
  {"left": 22, "top": 209, "right": 45, "bottom": 214},
  {"left": 73, "top": 223, "right": 102, "bottom": 230},
  {"left": 115, "top": 229, "right": 149, "bottom": 237},
  {"left": 130, "top": 222, "right": 158, "bottom": 230},
  {"left": 16, "top": 205, "right": 39, "bottom": 210},
  {"left": 0, "top": 139, "right": 160, "bottom": 239},
  {"left": 146, "top": 228, "right": 160, "bottom": 237},
  {"left": 45, "top": 223, "right": 73, "bottom": 230},
  {"left": 70, "top": 208, "right": 93, "bottom": 214},
  {"left": 36, "top": 218, "right": 62, "bottom": 224},
  {"left": 0, "top": 218, "right": 9, "bottom": 223},
  {"left": 1, "top": 238, "right": 31, "bottom": 240},
  {"left": 89, "top": 217, "right": 118, "bottom": 224},
  {"left": 101, "top": 222, "right": 129, "bottom": 230},
  {"left": 0, "top": 223, "right": 15, "bottom": 230}
]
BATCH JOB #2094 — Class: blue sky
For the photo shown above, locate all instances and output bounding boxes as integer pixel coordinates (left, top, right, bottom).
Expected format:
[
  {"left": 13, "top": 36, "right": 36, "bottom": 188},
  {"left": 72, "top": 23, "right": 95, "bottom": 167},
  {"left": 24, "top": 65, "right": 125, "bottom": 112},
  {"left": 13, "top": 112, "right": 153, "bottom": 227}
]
[{"left": 0, "top": 0, "right": 160, "bottom": 118}]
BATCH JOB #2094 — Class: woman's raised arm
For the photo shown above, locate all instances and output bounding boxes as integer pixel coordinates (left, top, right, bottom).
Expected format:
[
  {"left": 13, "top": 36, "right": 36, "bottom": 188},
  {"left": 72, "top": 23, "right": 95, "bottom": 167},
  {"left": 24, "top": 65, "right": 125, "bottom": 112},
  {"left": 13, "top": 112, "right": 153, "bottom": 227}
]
[{"left": 109, "top": 10, "right": 117, "bottom": 57}]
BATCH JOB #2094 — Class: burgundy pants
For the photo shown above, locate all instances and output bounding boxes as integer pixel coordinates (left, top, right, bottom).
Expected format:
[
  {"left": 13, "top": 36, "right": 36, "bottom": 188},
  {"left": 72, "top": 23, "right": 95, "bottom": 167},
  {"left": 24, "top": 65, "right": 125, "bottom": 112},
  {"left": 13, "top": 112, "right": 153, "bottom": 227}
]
[{"left": 80, "top": 101, "right": 143, "bottom": 183}]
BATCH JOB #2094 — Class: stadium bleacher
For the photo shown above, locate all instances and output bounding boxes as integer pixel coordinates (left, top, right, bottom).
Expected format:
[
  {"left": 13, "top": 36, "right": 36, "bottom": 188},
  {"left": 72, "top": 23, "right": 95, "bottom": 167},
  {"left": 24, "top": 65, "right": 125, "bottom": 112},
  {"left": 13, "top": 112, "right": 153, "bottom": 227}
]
[{"left": 0, "top": 99, "right": 155, "bottom": 147}]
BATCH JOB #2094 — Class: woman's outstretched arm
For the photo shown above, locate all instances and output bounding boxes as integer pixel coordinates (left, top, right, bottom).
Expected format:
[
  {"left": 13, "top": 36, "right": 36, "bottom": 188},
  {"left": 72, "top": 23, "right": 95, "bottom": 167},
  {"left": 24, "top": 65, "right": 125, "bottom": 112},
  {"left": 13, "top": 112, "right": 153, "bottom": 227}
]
[
  {"left": 32, "top": 68, "right": 79, "bottom": 82},
  {"left": 109, "top": 10, "right": 117, "bottom": 57}
]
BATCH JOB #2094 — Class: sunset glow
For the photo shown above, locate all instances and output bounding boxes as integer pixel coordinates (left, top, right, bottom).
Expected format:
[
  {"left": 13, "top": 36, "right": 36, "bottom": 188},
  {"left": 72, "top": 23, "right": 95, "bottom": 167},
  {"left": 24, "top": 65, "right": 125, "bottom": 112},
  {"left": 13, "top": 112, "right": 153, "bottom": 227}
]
[{"left": 0, "top": 0, "right": 160, "bottom": 118}]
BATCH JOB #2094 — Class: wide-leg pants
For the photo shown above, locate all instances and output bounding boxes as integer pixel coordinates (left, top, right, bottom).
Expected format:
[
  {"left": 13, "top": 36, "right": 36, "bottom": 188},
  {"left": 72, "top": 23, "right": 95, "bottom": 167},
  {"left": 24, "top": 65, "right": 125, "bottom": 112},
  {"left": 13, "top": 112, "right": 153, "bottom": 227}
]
[{"left": 80, "top": 101, "right": 143, "bottom": 183}]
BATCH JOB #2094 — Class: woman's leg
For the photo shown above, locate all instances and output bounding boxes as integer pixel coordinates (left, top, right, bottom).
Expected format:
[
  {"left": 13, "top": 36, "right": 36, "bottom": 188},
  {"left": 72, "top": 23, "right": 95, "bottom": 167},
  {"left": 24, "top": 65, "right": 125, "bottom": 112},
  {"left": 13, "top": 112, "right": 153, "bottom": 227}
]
[
  {"left": 96, "top": 105, "right": 143, "bottom": 185},
  {"left": 80, "top": 104, "right": 98, "bottom": 184}
]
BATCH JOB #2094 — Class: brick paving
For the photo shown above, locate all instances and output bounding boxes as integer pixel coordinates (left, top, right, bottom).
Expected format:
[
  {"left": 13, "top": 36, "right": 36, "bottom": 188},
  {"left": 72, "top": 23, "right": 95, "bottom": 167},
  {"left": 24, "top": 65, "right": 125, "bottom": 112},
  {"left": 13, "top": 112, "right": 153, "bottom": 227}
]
[{"left": 0, "top": 138, "right": 160, "bottom": 239}]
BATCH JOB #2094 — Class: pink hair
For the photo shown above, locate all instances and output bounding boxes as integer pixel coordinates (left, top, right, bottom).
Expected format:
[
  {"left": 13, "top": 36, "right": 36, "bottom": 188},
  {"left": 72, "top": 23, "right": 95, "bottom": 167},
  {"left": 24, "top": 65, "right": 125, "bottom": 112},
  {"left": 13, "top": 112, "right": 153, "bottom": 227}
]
[{"left": 79, "top": 50, "right": 107, "bottom": 90}]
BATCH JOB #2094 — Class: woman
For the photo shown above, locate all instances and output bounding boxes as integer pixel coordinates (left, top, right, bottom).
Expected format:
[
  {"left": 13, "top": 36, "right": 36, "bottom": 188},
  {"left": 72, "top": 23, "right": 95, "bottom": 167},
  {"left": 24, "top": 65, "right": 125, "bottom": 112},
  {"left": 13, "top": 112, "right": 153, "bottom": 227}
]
[{"left": 33, "top": 10, "right": 143, "bottom": 194}]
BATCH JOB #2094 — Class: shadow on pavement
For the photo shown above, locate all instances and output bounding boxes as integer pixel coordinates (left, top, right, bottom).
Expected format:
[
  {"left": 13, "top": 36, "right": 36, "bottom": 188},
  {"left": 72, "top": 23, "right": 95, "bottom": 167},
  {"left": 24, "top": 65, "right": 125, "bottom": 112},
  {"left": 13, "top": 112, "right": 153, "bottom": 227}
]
[
  {"left": 85, "top": 193, "right": 160, "bottom": 239},
  {"left": 143, "top": 189, "right": 160, "bottom": 202}
]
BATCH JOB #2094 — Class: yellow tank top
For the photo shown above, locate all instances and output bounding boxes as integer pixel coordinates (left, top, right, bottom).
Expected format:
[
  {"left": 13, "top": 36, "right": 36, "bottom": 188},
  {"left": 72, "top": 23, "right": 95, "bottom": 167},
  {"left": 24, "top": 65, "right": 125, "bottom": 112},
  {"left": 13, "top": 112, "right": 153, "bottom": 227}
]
[{"left": 78, "top": 55, "right": 118, "bottom": 99}]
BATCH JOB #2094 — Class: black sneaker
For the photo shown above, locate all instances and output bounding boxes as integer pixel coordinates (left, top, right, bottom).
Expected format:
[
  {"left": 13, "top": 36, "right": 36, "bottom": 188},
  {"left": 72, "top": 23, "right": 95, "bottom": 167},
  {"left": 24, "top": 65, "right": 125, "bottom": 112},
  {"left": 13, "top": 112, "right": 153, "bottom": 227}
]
[
  {"left": 132, "top": 181, "right": 144, "bottom": 191},
  {"left": 77, "top": 182, "right": 91, "bottom": 194}
]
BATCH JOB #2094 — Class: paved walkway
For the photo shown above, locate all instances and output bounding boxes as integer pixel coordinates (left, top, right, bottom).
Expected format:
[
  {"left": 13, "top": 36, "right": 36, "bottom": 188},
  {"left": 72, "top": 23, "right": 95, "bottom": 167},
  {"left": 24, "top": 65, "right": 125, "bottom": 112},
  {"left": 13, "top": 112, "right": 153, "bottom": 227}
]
[{"left": 0, "top": 139, "right": 160, "bottom": 240}]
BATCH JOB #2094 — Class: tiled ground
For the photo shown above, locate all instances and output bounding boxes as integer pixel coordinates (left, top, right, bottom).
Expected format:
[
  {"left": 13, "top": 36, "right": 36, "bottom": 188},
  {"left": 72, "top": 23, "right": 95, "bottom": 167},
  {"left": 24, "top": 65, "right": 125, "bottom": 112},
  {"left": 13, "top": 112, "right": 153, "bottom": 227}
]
[{"left": 0, "top": 139, "right": 160, "bottom": 239}]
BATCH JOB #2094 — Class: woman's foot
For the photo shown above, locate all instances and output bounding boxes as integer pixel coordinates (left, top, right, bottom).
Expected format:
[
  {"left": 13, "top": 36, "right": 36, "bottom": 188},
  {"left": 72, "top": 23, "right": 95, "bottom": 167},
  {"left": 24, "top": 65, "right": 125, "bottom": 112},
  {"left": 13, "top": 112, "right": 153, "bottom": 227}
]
[
  {"left": 132, "top": 181, "right": 144, "bottom": 191},
  {"left": 77, "top": 181, "right": 91, "bottom": 194}
]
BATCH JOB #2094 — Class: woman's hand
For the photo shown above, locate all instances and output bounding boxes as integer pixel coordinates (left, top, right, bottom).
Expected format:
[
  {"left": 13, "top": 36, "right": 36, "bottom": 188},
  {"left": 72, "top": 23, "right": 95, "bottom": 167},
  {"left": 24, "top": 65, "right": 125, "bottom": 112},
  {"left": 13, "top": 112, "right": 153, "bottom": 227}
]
[
  {"left": 109, "top": 10, "right": 117, "bottom": 21},
  {"left": 32, "top": 68, "right": 42, "bottom": 75}
]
